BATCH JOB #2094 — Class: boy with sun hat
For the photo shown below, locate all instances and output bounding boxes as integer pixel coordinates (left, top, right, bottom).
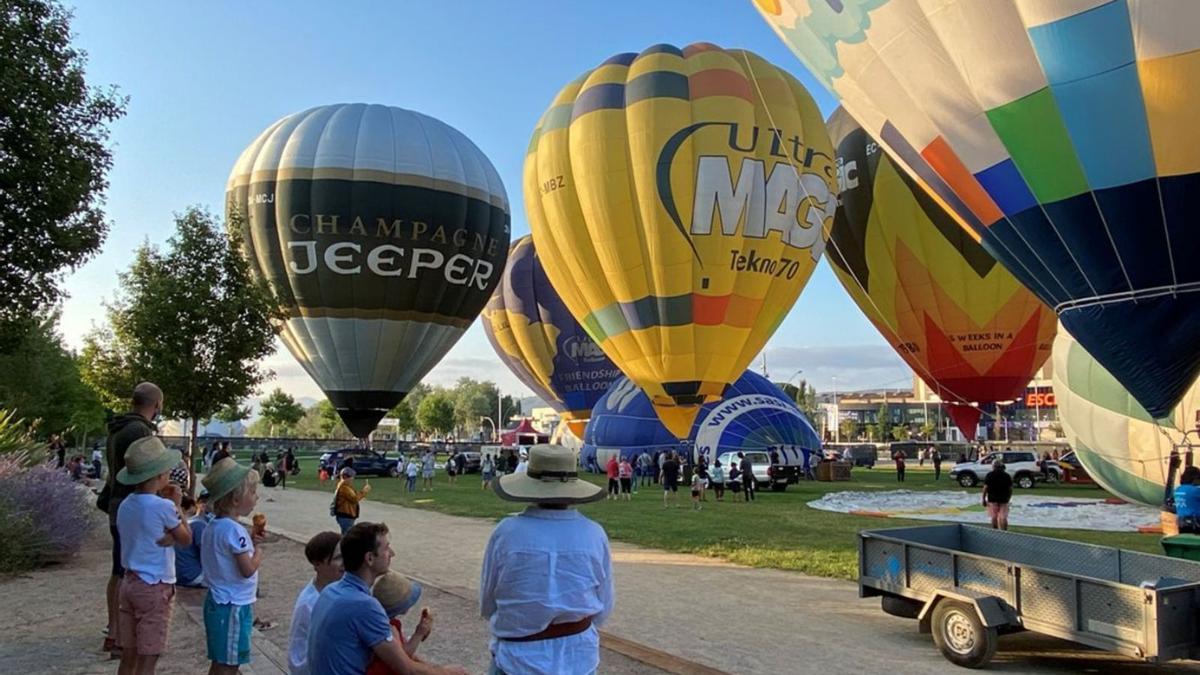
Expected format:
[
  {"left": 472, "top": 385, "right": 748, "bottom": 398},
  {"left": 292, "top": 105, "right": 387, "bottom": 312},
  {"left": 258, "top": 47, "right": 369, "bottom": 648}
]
[
  {"left": 365, "top": 570, "right": 433, "bottom": 674},
  {"left": 201, "top": 457, "right": 263, "bottom": 673},
  {"left": 115, "top": 435, "right": 193, "bottom": 675}
]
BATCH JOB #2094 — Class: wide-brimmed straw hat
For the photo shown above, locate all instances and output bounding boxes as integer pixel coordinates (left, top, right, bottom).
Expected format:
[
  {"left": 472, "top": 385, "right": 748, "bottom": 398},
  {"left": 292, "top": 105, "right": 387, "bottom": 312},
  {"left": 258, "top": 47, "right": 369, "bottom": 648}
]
[
  {"left": 372, "top": 570, "right": 423, "bottom": 617},
  {"left": 116, "top": 436, "right": 181, "bottom": 485},
  {"left": 202, "top": 457, "right": 252, "bottom": 503},
  {"left": 494, "top": 445, "right": 603, "bottom": 504}
]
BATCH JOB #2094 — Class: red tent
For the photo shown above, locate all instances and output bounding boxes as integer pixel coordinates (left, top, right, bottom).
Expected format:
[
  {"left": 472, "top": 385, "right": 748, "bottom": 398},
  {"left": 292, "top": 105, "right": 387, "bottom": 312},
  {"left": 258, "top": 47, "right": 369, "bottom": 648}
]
[{"left": 500, "top": 418, "right": 550, "bottom": 448}]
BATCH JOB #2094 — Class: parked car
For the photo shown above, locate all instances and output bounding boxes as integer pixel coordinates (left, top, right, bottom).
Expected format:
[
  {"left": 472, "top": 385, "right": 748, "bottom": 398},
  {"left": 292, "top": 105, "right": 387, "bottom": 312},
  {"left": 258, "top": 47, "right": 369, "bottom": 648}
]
[
  {"left": 458, "top": 451, "right": 482, "bottom": 474},
  {"left": 715, "top": 450, "right": 801, "bottom": 492},
  {"left": 948, "top": 450, "right": 1061, "bottom": 489},
  {"left": 1055, "top": 450, "right": 1095, "bottom": 484},
  {"left": 318, "top": 448, "right": 397, "bottom": 477}
]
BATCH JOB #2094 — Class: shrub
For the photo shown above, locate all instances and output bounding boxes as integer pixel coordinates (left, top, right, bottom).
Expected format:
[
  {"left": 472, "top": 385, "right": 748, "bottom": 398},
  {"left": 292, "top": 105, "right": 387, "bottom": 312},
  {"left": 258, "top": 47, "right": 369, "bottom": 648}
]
[
  {"left": 0, "top": 409, "right": 41, "bottom": 468},
  {"left": 0, "top": 464, "right": 97, "bottom": 571}
]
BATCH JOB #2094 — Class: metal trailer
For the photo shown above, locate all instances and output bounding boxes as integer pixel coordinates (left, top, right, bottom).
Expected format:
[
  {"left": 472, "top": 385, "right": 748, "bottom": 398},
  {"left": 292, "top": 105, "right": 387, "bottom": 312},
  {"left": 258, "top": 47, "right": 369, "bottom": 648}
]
[{"left": 858, "top": 524, "right": 1200, "bottom": 669}]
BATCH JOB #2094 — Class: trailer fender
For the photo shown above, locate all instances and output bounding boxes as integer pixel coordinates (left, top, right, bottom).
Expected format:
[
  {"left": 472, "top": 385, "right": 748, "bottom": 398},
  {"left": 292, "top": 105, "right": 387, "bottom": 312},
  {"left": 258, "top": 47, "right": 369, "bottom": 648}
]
[{"left": 917, "top": 589, "right": 1009, "bottom": 634}]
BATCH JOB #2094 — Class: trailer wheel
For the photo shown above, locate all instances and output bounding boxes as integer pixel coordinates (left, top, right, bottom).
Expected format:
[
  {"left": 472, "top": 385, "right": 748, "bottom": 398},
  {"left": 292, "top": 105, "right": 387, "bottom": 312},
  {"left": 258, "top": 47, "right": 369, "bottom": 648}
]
[
  {"left": 931, "top": 600, "right": 997, "bottom": 669},
  {"left": 881, "top": 594, "right": 921, "bottom": 619},
  {"left": 771, "top": 483, "right": 787, "bottom": 492}
]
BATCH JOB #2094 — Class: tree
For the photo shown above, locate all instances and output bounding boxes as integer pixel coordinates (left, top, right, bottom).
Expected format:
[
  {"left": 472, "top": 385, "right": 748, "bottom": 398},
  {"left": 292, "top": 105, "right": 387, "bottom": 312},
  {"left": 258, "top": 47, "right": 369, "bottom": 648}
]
[
  {"left": 0, "top": 311, "right": 105, "bottom": 444},
  {"left": 876, "top": 403, "right": 892, "bottom": 441},
  {"left": 920, "top": 419, "right": 937, "bottom": 441},
  {"left": 839, "top": 418, "right": 859, "bottom": 442},
  {"left": 213, "top": 403, "right": 251, "bottom": 425},
  {"left": 81, "top": 206, "right": 283, "bottom": 491},
  {"left": 890, "top": 425, "right": 910, "bottom": 442},
  {"left": 776, "top": 380, "right": 819, "bottom": 421},
  {"left": 388, "top": 399, "right": 418, "bottom": 438},
  {"left": 417, "top": 391, "right": 456, "bottom": 437},
  {"left": 258, "top": 388, "right": 304, "bottom": 436},
  {"left": 313, "top": 400, "right": 352, "bottom": 439},
  {"left": 0, "top": 0, "right": 127, "bottom": 345}
]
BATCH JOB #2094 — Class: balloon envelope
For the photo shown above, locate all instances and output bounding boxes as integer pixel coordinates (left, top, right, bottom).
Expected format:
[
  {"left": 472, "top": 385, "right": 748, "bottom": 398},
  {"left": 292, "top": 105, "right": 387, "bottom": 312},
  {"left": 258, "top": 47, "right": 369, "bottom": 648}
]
[
  {"left": 482, "top": 236, "right": 623, "bottom": 437},
  {"left": 827, "top": 109, "right": 1056, "bottom": 440},
  {"left": 1052, "top": 324, "right": 1200, "bottom": 507},
  {"left": 526, "top": 43, "right": 836, "bottom": 438},
  {"left": 754, "top": 0, "right": 1200, "bottom": 420},
  {"left": 582, "top": 370, "right": 821, "bottom": 467},
  {"left": 227, "top": 103, "right": 510, "bottom": 437}
]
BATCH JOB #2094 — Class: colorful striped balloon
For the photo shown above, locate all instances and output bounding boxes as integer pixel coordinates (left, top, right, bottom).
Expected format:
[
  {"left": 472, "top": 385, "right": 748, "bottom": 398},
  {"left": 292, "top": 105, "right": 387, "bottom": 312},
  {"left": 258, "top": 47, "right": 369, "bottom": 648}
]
[
  {"left": 1052, "top": 324, "right": 1200, "bottom": 507},
  {"left": 227, "top": 104, "right": 510, "bottom": 437},
  {"left": 525, "top": 43, "right": 836, "bottom": 439},
  {"left": 754, "top": 0, "right": 1200, "bottom": 421},
  {"left": 482, "top": 236, "right": 623, "bottom": 438},
  {"left": 827, "top": 109, "right": 1057, "bottom": 440}
]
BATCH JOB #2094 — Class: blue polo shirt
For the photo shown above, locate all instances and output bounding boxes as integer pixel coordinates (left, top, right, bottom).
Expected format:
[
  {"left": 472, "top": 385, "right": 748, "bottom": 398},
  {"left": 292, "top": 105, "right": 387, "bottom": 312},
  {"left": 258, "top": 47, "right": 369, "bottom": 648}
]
[{"left": 306, "top": 571, "right": 393, "bottom": 675}]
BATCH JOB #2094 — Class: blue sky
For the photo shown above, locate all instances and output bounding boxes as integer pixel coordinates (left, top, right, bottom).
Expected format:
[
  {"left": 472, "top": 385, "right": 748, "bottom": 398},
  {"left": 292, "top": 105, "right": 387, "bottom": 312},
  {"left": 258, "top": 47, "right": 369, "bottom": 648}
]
[{"left": 60, "top": 1, "right": 911, "bottom": 402}]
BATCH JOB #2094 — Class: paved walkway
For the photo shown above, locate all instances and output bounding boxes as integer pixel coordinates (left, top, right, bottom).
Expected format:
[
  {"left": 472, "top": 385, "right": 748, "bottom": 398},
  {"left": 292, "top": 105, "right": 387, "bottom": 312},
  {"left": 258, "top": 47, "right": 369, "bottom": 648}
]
[{"left": 253, "top": 485, "right": 1200, "bottom": 674}]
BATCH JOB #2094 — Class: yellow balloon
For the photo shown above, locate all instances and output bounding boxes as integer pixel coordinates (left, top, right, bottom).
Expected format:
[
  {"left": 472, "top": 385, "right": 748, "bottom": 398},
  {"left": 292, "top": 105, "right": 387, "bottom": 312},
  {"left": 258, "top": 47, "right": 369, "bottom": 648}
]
[{"left": 526, "top": 43, "right": 836, "bottom": 437}]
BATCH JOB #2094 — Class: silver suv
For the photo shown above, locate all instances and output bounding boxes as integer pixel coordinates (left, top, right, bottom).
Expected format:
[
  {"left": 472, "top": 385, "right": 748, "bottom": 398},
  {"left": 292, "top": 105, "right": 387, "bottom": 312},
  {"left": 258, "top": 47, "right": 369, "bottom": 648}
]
[{"left": 949, "top": 451, "right": 1061, "bottom": 489}]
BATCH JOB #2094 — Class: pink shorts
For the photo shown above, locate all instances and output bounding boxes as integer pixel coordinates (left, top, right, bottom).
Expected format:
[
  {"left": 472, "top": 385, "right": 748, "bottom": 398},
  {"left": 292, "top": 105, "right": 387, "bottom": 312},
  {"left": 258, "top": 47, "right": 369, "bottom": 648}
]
[
  {"left": 986, "top": 502, "right": 1010, "bottom": 520},
  {"left": 118, "top": 573, "right": 176, "bottom": 655}
]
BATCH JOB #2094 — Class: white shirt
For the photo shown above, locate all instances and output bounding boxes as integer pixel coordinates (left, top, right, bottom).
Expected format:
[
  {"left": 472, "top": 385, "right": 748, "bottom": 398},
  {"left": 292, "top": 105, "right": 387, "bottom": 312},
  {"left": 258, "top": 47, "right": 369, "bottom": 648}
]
[
  {"left": 515, "top": 460, "right": 528, "bottom": 474},
  {"left": 288, "top": 580, "right": 320, "bottom": 675},
  {"left": 201, "top": 516, "right": 258, "bottom": 605},
  {"left": 116, "top": 492, "right": 181, "bottom": 584},
  {"left": 91, "top": 449, "right": 103, "bottom": 463},
  {"left": 480, "top": 506, "right": 613, "bottom": 675}
]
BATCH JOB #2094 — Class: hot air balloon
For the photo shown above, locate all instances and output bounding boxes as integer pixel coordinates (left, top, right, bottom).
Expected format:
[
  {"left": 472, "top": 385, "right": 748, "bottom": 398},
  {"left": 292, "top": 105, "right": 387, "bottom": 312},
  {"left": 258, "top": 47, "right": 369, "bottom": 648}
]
[
  {"left": 226, "top": 103, "right": 510, "bottom": 438},
  {"left": 482, "top": 235, "right": 624, "bottom": 438},
  {"left": 1052, "top": 325, "right": 1200, "bottom": 507},
  {"left": 827, "top": 109, "right": 1056, "bottom": 440},
  {"left": 582, "top": 370, "right": 822, "bottom": 469},
  {"left": 526, "top": 43, "right": 836, "bottom": 438},
  {"left": 753, "top": 0, "right": 1200, "bottom": 421}
]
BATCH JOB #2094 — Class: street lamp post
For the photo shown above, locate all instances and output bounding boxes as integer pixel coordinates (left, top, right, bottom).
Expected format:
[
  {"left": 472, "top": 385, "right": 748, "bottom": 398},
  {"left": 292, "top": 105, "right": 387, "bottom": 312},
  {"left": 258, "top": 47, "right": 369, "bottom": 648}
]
[{"left": 832, "top": 375, "right": 839, "bottom": 443}]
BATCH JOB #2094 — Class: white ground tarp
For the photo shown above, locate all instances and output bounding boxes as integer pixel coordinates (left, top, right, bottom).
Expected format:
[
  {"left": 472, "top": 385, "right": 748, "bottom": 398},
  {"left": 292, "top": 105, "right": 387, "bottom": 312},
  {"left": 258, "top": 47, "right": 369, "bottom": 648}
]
[{"left": 808, "top": 490, "right": 1160, "bottom": 532}]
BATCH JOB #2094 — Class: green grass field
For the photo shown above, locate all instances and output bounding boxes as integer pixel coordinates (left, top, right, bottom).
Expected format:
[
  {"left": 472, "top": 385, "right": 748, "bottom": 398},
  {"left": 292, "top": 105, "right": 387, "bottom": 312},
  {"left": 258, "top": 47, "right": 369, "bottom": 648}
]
[{"left": 281, "top": 463, "right": 1166, "bottom": 581}]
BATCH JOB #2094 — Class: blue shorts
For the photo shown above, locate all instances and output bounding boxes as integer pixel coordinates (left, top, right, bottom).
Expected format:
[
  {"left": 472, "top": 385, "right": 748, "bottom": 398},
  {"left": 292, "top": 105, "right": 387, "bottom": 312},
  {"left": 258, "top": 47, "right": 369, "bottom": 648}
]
[{"left": 203, "top": 593, "right": 253, "bottom": 665}]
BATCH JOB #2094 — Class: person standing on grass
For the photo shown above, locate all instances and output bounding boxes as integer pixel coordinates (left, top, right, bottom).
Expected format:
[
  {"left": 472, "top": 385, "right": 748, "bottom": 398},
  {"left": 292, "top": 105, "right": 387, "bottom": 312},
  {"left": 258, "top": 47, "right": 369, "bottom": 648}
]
[
  {"left": 637, "top": 451, "right": 651, "bottom": 487},
  {"left": 661, "top": 452, "right": 681, "bottom": 508},
  {"left": 605, "top": 454, "right": 619, "bottom": 500},
  {"left": 709, "top": 459, "right": 726, "bottom": 501},
  {"left": 115, "top": 436, "right": 192, "bottom": 675},
  {"left": 100, "top": 381, "right": 164, "bottom": 661},
  {"left": 308, "top": 523, "right": 467, "bottom": 675},
  {"left": 690, "top": 466, "right": 705, "bottom": 511},
  {"left": 481, "top": 454, "right": 496, "bottom": 491},
  {"left": 482, "top": 445, "right": 611, "bottom": 675},
  {"left": 739, "top": 452, "right": 756, "bottom": 502},
  {"left": 931, "top": 447, "right": 943, "bottom": 481},
  {"left": 981, "top": 460, "right": 1013, "bottom": 530},
  {"left": 288, "top": 531, "right": 343, "bottom": 675},
  {"left": 406, "top": 458, "right": 419, "bottom": 494},
  {"left": 421, "top": 450, "right": 436, "bottom": 492},
  {"left": 446, "top": 450, "right": 459, "bottom": 485},
  {"left": 334, "top": 468, "right": 371, "bottom": 534},
  {"left": 618, "top": 455, "right": 634, "bottom": 500},
  {"left": 893, "top": 448, "right": 906, "bottom": 482}
]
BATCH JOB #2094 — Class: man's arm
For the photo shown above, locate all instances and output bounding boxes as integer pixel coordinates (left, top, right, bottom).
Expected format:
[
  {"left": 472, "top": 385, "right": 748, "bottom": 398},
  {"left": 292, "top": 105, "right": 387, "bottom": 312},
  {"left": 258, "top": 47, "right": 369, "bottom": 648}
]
[{"left": 372, "top": 636, "right": 465, "bottom": 675}]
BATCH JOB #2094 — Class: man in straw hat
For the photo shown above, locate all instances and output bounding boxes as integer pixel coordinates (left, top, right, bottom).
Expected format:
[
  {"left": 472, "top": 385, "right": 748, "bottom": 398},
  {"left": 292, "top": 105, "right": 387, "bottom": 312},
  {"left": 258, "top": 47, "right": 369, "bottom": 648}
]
[
  {"left": 114, "top": 435, "right": 191, "bottom": 675},
  {"left": 480, "top": 444, "right": 613, "bottom": 675},
  {"left": 100, "top": 381, "right": 164, "bottom": 659}
]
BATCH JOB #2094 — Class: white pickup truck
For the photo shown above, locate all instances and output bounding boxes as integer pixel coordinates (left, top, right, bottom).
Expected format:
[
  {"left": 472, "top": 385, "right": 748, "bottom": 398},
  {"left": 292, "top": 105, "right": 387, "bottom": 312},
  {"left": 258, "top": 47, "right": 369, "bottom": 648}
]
[
  {"left": 715, "top": 450, "right": 801, "bottom": 492},
  {"left": 949, "top": 450, "right": 1061, "bottom": 489}
]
